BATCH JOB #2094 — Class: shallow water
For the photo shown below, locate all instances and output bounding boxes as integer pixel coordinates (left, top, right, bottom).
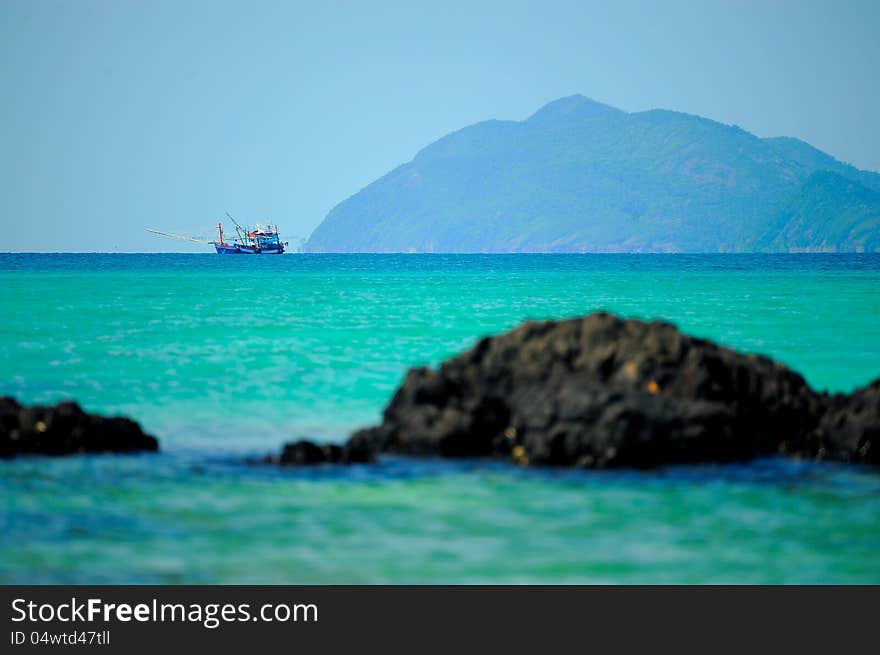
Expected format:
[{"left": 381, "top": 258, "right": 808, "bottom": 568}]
[{"left": 2, "top": 253, "right": 880, "bottom": 583}]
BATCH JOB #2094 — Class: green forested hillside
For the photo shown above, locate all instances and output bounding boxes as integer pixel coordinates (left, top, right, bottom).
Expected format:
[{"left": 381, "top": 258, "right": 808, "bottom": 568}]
[
  {"left": 757, "top": 171, "right": 880, "bottom": 252},
  {"left": 306, "top": 95, "right": 880, "bottom": 253}
]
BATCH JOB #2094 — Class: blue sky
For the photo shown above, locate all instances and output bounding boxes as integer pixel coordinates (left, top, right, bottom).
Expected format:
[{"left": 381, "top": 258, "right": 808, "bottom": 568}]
[{"left": 1, "top": 0, "right": 878, "bottom": 252}]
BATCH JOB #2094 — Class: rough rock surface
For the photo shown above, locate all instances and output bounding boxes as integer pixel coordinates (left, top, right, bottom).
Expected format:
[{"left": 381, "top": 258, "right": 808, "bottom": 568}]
[
  {"left": 1, "top": 397, "right": 158, "bottom": 458},
  {"left": 276, "top": 313, "right": 878, "bottom": 469},
  {"left": 815, "top": 380, "right": 880, "bottom": 466}
]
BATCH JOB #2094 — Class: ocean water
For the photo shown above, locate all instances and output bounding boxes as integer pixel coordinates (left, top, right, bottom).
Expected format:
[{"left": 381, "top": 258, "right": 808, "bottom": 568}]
[{"left": 1, "top": 253, "right": 879, "bottom": 583}]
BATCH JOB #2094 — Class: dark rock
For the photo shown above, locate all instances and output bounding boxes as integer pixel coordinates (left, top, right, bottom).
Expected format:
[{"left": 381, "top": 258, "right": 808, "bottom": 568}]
[
  {"left": 274, "top": 313, "right": 879, "bottom": 469},
  {"left": 340, "top": 436, "right": 375, "bottom": 463},
  {"left": 348, "top": 313, "right": 827, "bottom": 468},
  {"left": 279, "top": 440, "right": 328, "bottom": 465},
  {"left": 276, "top": 438, "right": 375, "bottom": 466},
  {"left": 0, "top": 397, "right": 158, "bottom": 458},
  {"left": 814, "top": 380, "right": 880, "bottom": 465}
]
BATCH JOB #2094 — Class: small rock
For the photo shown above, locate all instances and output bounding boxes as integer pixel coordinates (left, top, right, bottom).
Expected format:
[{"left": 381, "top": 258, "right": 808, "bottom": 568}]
[
  {"left": 1, "top": 397, "right": 158, "bottom": 458},
  {"left": 276, "top": 437, "right": 376, "bottom": 466}
]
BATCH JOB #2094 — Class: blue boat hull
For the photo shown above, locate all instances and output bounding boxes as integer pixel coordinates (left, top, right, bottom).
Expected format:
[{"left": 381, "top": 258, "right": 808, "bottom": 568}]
[
  {"left": 214, "top": 244, "right": 284, "bottom": 254},
  {"left": 215, "top": 245, "right": 245, "bottom": 254}
]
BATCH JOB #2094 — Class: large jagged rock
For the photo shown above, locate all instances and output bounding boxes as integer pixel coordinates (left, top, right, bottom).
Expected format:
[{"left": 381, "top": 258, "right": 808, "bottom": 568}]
[
  {"left": 0, "top": 397, "right": 158, "bottom": 458},
  {"left": 347, "top": 313, "right": 824, "bottom": 468},
  {"left": 275, "top": 313, "right": 878, "bottom": 469}
]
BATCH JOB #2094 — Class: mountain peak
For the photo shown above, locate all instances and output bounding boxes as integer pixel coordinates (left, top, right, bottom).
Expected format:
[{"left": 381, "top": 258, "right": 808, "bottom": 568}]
[
  {"left": 306, "top": 95, "right": 880, "bottom": 253},
  {"left": 527, "top": 94, "right": 625, "bottom": 123}
]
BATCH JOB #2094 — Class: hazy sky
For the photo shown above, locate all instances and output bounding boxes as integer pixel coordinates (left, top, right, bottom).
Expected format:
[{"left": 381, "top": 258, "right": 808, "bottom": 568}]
[{"left": 2, "top": 0, "right": 878, "bottom": 252}]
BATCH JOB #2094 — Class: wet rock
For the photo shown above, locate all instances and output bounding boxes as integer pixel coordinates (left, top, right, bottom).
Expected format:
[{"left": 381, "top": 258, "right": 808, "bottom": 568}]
[
  {"left": 349, "top": 313, "right": 828, "bottom": 468},
  {"left": 280, "top": 440, "right": 330, "bottom": 465},
  {"left": 0, "top": 397, "right": 158, "bottom": 458},
  {"left": 275, "top": 313, "right": 878, "bottom": 469},
  {"left": 273, "top": 438, "right": 375, "bottom": 466},
  {"left": 814, "top": 380, "right": 880, "bottom": 465}
]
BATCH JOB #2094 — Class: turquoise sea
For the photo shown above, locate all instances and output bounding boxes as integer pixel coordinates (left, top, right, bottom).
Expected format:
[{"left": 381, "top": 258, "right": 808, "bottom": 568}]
[{"left": 2, "top": 253, "right": 879, "bottom": 583}]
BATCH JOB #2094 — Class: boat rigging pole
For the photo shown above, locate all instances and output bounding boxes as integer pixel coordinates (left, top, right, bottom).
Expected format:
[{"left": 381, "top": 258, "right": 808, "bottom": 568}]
[
  {"left": 226, "top": 212, "right": 249, "bottom": 245},
  {"left": 145, "top": 228, "right": 214, "bottom": 244}
]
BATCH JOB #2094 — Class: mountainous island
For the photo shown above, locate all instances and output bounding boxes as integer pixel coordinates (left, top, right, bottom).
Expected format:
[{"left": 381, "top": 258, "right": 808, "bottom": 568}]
[{"left": 306, "top": 95, "right": 880, "bottom": 253}]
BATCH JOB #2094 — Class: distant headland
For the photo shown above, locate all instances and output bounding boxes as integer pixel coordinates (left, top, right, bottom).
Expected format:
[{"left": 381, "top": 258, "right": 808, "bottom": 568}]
[{"left": 305, "top": 95, "right": 880, "bottom": 253}]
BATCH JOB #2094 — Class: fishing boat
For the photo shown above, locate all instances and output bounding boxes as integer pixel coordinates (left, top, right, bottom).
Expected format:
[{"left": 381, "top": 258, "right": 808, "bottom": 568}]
[{"left": 147, "top": 213, "right": 289, "bottom": 254}]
